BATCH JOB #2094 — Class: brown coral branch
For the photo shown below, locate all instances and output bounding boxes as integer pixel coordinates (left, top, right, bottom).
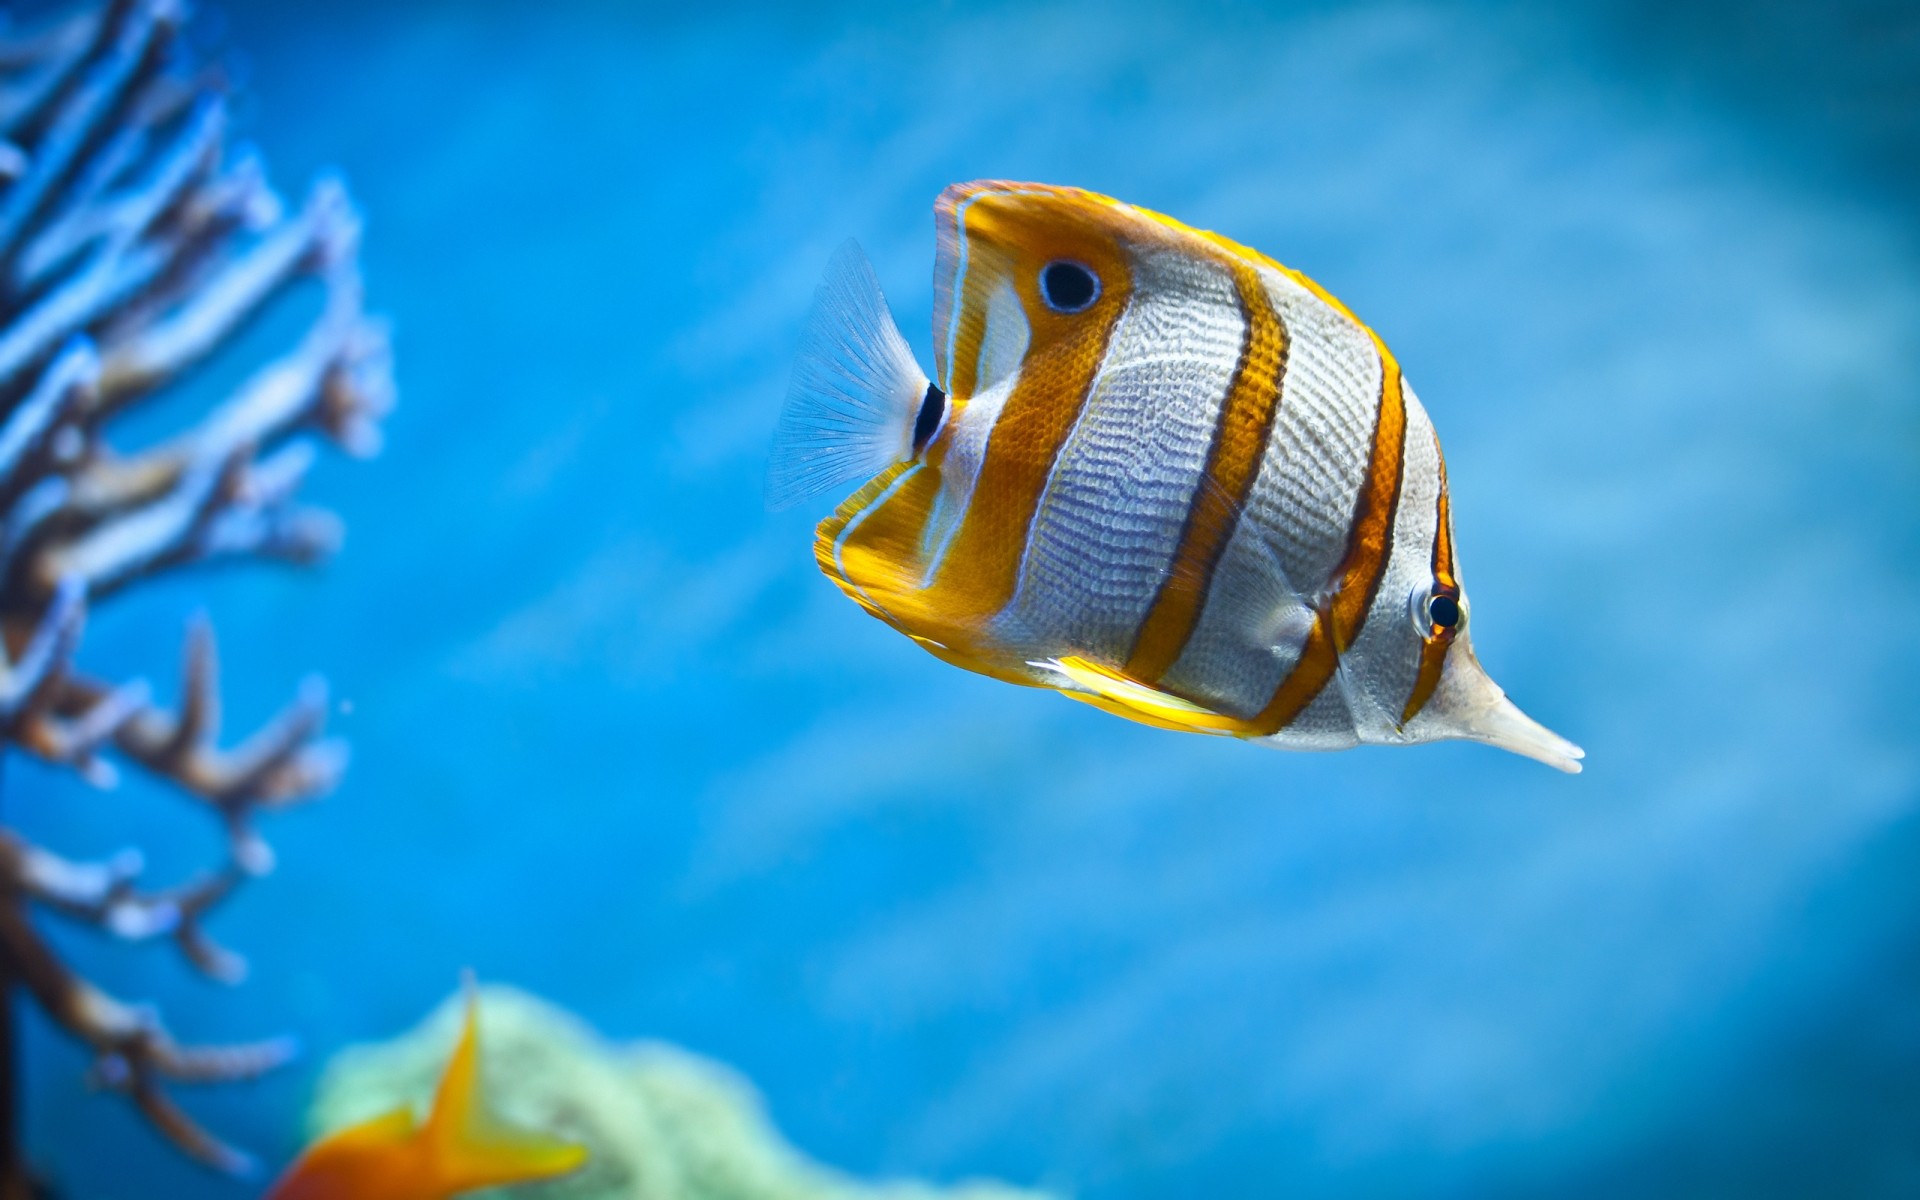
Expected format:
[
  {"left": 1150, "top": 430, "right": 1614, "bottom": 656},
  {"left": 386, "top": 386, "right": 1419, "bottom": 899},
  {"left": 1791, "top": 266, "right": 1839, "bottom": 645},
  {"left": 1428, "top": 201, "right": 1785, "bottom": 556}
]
[
  {"left": 0, "top": 895, "right": 287, "bottom": 1177},
  {"left": 0, "top": 338, "right": 94, "bottom": 504},
  {"left": 18, "top": 193, "right": 388, "bottom": 604},
  {"left": 0, "top": 0, "right": 180, "bottom": 262},
  {"left": 96, "top": 174, "right": 355, "bottom": 404},
  {"left": 0, "top": 0, "right": 388, "bottom": 1180},
  {"left": 53, "top": 620, "right": 346, "bottom": 874},
  {"left": 0, "top": 832, "right": 244, "bottom": 981},
  {"left": 0, "top": 7, "right": 103, "bottom": 194},
  {"left": 0, "top": 234, "right": 163, "bottom": 395},
  {"left": 15, "top": 85, "right": 224, "bottom": 291}
]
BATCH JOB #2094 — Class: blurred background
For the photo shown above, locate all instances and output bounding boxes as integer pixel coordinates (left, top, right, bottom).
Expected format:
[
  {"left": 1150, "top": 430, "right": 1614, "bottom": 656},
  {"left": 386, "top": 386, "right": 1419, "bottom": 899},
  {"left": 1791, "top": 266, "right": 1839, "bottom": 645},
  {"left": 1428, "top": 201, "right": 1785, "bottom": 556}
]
[{"left": 14, "top": 0, "right": 1920, "bottom": 1195}]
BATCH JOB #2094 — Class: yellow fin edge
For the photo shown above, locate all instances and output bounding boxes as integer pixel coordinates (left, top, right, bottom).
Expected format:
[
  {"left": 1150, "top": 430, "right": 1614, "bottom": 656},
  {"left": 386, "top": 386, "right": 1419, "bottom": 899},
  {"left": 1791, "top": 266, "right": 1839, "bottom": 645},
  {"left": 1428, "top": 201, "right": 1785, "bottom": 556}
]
[{"left": 1037, "top": 656, "right": 1241, "bottom": 735}]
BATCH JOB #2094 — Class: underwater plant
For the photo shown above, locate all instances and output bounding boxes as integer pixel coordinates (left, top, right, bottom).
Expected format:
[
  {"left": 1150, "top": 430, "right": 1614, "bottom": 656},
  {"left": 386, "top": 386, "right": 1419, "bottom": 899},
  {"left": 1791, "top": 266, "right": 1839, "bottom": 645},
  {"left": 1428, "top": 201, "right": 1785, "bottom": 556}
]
[
  {"left": 0, "top": 0, "right": 388, "bottom": 1187},
  {"left": 311, "top": 985, "right": 1058, "bottom": 1200}
]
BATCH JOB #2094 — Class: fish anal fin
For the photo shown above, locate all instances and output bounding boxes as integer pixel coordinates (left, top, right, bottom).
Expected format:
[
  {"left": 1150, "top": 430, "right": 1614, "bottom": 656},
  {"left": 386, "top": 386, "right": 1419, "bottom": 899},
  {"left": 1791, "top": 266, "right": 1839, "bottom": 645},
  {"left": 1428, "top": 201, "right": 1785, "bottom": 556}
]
[
  {"left": 1037, "top": 656, "right": 1241, "bottom": 735},
  {"left": 422, "top": 979, "right": 589, "bottom": 1193}
]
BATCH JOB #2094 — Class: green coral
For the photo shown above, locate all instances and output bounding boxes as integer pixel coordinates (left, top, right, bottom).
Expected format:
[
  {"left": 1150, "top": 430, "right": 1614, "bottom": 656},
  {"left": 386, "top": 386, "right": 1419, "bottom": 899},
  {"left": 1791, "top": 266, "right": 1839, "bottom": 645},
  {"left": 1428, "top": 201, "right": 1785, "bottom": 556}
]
[{"left": 307, "top": 986, "right": 1060, "bottom": 1200}]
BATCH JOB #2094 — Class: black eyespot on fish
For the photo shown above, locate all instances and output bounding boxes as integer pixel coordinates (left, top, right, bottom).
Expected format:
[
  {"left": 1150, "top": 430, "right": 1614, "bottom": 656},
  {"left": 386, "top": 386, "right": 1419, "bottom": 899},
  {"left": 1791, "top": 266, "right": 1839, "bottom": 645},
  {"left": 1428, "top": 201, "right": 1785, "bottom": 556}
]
[
  {"left": 1040, "top": 260, "right": 1100, "bottom": 313},
  {"left": 1426, "top": 592, "right": 1461, "bottom": 631},
  {"left": 912, "top": 382, "right": 946, "bottom": 454}
]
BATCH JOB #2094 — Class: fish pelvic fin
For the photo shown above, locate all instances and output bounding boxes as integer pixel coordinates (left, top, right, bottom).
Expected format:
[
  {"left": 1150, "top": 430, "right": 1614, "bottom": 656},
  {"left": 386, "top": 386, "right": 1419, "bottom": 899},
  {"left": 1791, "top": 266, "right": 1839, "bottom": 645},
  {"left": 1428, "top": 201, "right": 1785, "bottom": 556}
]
[
  {"left": 421, "top": 977, "right": 589, "bottom": 1196},
  {"left": 1033, "top": 656, "right": 1242, "bottom": 735},
  {"left": 767, "top": 240, "right": 938, "bottom": 511}
]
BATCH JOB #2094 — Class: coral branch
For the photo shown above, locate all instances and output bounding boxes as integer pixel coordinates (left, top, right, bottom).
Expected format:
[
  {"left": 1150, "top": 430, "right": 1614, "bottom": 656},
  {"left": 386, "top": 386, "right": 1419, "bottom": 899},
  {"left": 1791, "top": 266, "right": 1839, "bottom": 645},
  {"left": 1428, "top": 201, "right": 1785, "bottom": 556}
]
[
  {"left": 16, "top": 89, "right": 225, "bottom": 291},
  {"left": 0, "top": 0, "right": 387, "bottom": 1179},
  {"left": 51, "top": 620, "right": 347, "bottom": 875},
  {"left": 0, "top": 832, "right": 244, "bottom": 980},
  {"left": 0, "top": 338, "right": 94, "bottom": 503},
  {"left": 0, "top": 0, "right": 179, "bottom": 261}
]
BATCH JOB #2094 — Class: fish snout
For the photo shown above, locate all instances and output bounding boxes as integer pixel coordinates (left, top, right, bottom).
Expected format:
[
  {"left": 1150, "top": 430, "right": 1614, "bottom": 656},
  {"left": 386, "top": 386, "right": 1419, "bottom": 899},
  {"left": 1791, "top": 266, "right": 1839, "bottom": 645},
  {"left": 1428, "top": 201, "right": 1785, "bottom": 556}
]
[{"left": 1421, "top": 637, "right": 1584, "bottom": 773}]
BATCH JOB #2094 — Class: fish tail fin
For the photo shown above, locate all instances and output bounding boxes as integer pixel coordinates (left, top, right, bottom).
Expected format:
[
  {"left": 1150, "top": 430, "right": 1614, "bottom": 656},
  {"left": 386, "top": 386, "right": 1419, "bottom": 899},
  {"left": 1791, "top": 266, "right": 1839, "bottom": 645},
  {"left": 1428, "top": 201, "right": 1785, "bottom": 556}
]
[
  {"left": 766, "top": 239, "right": 935, "bottom": 511},
  {"left": 422, "top": 976, "right": 589, "bottom": 1194}
]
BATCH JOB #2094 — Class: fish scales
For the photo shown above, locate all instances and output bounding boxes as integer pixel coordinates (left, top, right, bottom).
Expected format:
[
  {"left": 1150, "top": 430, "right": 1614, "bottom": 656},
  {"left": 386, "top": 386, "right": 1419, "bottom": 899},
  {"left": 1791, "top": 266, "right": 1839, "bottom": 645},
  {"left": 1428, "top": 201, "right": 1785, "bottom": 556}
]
[
  {"left": 1161, "top": 267, "right": 1385, "bottom": 719},
  {"left": 1125, "top": 255, "right": 1288, "bottom": 685},
  {"left": 1250, "top": 268, "right": 1385, "bottom": 599},
  {"left": 1010, "top": 249, "right": 1244, "bottom": 658},
  {"left": 1345, "top": 394, "right": 1442, "bottom": 739},
  {"left": 928, "top": 231, "right": 1132, "bottom": 637}
]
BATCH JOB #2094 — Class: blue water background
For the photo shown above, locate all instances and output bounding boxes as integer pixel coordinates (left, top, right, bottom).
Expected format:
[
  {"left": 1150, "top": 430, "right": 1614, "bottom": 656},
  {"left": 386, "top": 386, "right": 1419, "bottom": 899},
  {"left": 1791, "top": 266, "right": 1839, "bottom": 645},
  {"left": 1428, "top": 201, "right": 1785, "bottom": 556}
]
[{"left": 16, "top": 1, "right": 1920, "bottom": 1196}]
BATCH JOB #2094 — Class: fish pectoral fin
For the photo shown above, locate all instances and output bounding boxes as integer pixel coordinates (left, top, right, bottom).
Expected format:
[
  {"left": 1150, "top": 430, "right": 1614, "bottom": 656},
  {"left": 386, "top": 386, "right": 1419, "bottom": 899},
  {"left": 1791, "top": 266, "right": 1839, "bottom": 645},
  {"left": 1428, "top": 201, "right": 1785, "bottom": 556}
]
[
  {"left": 1031, "top": 656, "right": 1240, "bottom": 734},
  {"left": 423, "top": 977, "right": 590, "bottom": 1193},
  {"left": 766, "top": 240, "right": 935, "bottom": 511},
  {"left": 1171, "top": 473, "right": 1319, "bottom": 658}
]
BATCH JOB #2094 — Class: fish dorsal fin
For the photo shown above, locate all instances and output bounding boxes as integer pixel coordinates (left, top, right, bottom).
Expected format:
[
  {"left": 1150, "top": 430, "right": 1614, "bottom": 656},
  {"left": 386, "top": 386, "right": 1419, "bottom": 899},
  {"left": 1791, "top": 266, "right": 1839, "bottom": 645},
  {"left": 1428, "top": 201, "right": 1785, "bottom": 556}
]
[
  {"left": 766, "top": 240, "right": 935, "bottom": 511},
  {"left": 421, "top": 980, "right": 589, "bottom": 1194},
  {"left": 1032, "top": 655, "right": 1242, "bottom": 734}
]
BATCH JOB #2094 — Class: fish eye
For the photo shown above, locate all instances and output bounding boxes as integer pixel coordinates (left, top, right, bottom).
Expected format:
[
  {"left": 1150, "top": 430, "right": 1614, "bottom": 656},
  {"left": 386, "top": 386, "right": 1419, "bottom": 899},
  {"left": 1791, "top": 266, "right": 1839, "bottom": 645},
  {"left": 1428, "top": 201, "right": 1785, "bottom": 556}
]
[
  {"left": 1410, "top": 584, "right": 1464, "bottom": 638},
  {"left": 1040, "top": 260, "right": 1100, "bottom": 313}
]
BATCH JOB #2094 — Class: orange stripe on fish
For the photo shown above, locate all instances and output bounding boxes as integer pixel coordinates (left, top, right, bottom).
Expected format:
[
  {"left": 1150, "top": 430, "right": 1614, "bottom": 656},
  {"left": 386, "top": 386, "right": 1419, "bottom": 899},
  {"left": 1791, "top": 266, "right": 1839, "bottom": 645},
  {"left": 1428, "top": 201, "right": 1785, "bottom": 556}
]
[
  {"left": 1401, "top": 428, "right": 1459, "bottom": 725},
  {"left": 915, "top": 186, "right": 1134, "bottom": 632},
  {"left": 1329, "top": 352, "right": 1410, "bottom": 650},
  {"left": 1125, "top": 259, "right": 1287, "bottom": 683},
  {"left": 1240, "top": 346, "right": 1408, "bottom": 737}
]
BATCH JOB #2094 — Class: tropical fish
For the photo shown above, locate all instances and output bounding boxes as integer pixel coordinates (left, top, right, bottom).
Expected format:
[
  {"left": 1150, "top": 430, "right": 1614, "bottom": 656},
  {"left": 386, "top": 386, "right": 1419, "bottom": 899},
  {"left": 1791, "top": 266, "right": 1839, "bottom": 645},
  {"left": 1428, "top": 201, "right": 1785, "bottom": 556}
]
[
  {"left": 768, "top": 181, "right": 1583, "bottom": 772},
  {"left": 265, "top": 981, "right": 587, "bottom": 1200}
]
